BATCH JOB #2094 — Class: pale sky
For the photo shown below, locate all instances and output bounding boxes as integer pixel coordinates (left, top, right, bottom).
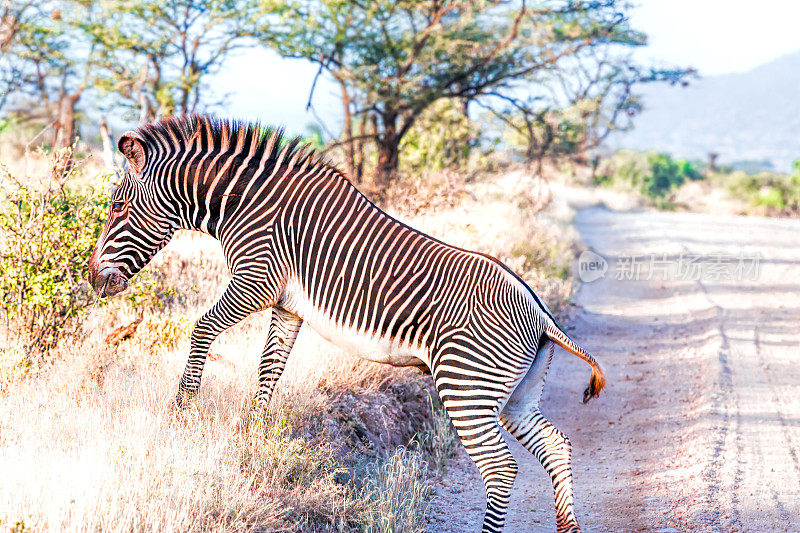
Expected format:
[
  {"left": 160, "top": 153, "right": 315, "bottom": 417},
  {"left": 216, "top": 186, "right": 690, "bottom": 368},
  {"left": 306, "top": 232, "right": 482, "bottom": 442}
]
[
  {"left": 629, "top": 0, "right": 800, "bottom": 75},
  {"left": 212, "top": 0, "right": 800, "bottom": 134}
]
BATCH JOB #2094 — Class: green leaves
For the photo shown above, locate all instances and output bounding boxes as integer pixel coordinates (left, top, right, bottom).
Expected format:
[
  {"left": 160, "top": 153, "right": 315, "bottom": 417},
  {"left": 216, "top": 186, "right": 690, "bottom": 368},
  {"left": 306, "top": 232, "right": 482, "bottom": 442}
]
[
  {"left": 0, "top": 152, "right": 107, "bottom": 352},
  {"left": 595, "top": 150, "right": 702, "bottom": 200},
  {"left": 400, "top": 99, "right": 475, "bottom": 173},
  {"left": 261, "top": 0, "right": 691, "bottom": 185},
  {"left": 2, "top": 0, "right": 274, "bottom": 125}
]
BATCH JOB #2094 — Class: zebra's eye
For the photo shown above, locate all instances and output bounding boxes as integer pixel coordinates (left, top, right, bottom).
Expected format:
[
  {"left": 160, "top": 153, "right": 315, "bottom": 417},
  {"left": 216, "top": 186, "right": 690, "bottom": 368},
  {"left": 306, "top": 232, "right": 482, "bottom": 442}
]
[{"left": 112, "top": 200, "right": 125, "bottom": 212}]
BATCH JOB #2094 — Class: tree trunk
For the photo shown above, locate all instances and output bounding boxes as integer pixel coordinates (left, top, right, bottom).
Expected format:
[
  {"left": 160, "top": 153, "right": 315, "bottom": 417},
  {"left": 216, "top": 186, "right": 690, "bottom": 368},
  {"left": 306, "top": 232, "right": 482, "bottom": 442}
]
[
  {"left": 354, "top": 117, "right": 365, "bottom": 184},
  {"left": 100, "top": 119, "right": 115, "bottom": 171},
  {"left": 376, "top": 138, "right": 400, "bottom": 189},
  {"left": 138, "top": 91, "right": 151, "bottom": 124},
  {"left": 51, "top": 120, "right": 62, "bottom": 150},
  {"left": 375, "top": 112, "right": 399, "bottom": 189},
  {"left": 53, "top": 95, "right": 77, "bottom": 150},
  {"left": 341, "top": 83, "right": 356, "bottom": 179}
]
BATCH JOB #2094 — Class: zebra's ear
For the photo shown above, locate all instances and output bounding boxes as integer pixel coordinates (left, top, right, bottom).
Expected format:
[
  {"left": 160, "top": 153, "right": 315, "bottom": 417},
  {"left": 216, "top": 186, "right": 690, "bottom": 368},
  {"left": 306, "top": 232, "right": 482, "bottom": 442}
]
[{"left": 118, "top": 131, "right": 147, "bottom": 174}]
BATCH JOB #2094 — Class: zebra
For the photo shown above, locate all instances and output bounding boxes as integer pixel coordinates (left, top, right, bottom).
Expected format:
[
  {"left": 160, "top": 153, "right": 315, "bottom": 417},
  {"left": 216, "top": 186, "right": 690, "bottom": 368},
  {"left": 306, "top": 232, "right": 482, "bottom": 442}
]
[{"left": 87, "top": 115, "right": 605, "bottom": 533}]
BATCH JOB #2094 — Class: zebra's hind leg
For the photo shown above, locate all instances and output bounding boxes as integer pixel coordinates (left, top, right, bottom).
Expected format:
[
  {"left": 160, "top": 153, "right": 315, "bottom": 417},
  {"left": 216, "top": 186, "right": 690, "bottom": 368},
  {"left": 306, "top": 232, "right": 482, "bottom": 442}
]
[
  {"left": 500, "top": 410, "right": 579, "bottom": 533},
  {"left": 436, "top": 358, "right": 518, "bottom": 530},
  {"left": 499, "top": 340, "right": 581, "bottom": 533},
  {"left": 455, "top": 420, "right": 518, "bottom": 532}
]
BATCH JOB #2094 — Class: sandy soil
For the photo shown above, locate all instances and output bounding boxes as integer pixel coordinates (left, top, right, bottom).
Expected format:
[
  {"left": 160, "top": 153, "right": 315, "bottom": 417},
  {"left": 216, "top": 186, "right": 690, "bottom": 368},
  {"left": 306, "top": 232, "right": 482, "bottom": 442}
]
[{"left": 427, "top": 206, "right": 800, "bottom": 532}]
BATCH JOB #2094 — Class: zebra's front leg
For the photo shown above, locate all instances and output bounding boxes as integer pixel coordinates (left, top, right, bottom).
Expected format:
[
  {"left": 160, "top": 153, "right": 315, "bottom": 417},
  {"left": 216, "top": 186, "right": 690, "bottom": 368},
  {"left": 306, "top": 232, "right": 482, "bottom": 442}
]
[
  {"left": 176, "top": 277, "right": 268, "bottom": 408},
  {"left": 500, "top": 409, "right": 580, "bottom": 533},
  {"left": 253, "top": 306, "right": 303, "bottom": 409}
]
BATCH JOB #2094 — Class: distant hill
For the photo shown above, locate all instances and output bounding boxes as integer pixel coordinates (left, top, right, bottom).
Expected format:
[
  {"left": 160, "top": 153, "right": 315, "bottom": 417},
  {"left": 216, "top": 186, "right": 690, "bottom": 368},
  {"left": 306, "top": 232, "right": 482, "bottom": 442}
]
[{"left": 610, "top": 50, "right": 800, "bottom": 172}]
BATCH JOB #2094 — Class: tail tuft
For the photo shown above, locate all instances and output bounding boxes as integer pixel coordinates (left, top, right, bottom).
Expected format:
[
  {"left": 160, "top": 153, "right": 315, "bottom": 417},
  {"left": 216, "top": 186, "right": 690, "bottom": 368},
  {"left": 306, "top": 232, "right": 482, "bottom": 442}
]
[
  {"left": 582, "top": 366, "right": 605, "bottom": 403},
  {"left": 544, "top": 317, "right": 606, "bottom": 403}
]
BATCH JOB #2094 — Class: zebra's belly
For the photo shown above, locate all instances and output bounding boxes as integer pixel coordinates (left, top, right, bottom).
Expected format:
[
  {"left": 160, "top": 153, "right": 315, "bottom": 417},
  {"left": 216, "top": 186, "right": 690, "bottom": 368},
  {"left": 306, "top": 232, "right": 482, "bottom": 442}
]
[{"left": 281, "top": 281, "right": 429, "bottom": 368}]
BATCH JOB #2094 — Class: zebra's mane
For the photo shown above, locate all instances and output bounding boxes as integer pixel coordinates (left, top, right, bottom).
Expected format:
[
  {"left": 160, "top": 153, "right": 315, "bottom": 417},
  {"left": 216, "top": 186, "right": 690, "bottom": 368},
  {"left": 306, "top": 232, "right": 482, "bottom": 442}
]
[{"left": 135, "top": 114, "right": 339, "bottom": 184}]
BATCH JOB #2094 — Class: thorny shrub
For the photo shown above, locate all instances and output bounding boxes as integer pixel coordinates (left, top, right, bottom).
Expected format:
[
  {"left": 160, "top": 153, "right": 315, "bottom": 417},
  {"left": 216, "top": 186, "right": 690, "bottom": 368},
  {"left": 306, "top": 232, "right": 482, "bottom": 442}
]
[
  {"left": 0, "top": 147, "right": 107, "bottom": 352},
  {"left": 136, "top": 314, "right": 193, "bottom": 352},
  {"left": 382, "top": 168, "right": 470, "bottom": 216}
]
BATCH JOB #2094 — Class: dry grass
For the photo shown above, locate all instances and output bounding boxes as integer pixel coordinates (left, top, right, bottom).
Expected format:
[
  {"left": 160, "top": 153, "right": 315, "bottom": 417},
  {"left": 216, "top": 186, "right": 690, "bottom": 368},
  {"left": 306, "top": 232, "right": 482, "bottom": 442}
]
[
  {"left": 0, "top": 165, "right": 577, "bottom": 532},
  {"left": 0, "top": 338, "right": 425, "bottom": 533},
  {"left": 361, "top": 448, "right": 434, "bottom": 533},
  {"left": 0, "top": 228, "right": 444, "bottom": 532}
]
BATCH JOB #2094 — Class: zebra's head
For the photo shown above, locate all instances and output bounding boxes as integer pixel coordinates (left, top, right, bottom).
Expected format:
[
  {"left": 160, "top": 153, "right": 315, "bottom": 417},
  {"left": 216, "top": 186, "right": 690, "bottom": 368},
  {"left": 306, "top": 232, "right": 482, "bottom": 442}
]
[{"left": 88, "top": 131, "right": 176, "bottom": 297}]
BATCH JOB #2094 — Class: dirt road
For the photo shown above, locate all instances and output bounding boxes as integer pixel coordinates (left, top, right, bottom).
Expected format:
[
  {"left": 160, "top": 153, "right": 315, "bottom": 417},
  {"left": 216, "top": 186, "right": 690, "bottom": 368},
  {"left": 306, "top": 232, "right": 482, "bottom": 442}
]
[{"left": 427, "top": 207, "right": 800, "bottom": 532}]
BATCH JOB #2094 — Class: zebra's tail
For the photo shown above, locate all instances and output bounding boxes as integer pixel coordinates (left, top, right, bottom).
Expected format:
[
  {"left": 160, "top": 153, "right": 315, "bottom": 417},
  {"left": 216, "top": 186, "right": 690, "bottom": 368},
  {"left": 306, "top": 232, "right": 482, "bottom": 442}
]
[{"left": 544, "top": 317, "right": 605, "bottom": 403}]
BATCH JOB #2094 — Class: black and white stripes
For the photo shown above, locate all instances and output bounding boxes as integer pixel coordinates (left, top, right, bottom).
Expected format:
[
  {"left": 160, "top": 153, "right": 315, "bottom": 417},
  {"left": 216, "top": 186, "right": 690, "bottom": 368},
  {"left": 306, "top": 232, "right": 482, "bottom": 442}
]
[{"left": 88, "top": 115, "right": 605, "bottom": 532}]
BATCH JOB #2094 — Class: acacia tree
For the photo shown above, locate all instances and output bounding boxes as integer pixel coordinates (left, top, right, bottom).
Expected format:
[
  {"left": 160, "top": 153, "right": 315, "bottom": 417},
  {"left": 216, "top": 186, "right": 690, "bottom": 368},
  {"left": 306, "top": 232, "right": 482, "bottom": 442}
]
[
  {"left": 266, "top": 0, "right": 671, "bottom": 188},
  {"left": 0, "top": 0, "right": 35, "bottom": 109},
  {"left": 0, "top": 0, "right": 268, "bottom": 145},
  {"left": 79, "top": 0, "right": 268, "bottom": 122},
  {"left": 0, "top": 1, "right": 102, "bottom": 149},
  {"left": 493, "top": 44, "right": 691, "bottom": 175},
  {"left": 0, "top": 0, "right": 36, "bottom": 59}
]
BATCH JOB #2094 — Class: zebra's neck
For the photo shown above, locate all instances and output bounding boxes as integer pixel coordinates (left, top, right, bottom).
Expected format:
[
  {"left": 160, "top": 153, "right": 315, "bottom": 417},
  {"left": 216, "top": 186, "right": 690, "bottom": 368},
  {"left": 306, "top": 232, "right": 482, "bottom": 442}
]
[
  {"left": 131, "top": 116, "right": 351, "bottom": 239},
  {"left": 153, "top": 136, "right": 336, "bottom": 238}
]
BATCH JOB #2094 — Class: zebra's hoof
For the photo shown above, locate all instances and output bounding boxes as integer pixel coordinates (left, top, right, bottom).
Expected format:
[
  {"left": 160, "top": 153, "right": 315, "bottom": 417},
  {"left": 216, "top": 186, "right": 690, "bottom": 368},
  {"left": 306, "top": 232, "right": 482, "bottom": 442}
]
[
  {"left": 237, "top": 402, "right": 270, "bottom": 434},
  {"left": 556, "top": 523, "right": 581, "bottom": 533},
  {"left": 174, "top": 389, "right": 198, "bottom": 410},
  {"left": 248, "top": 395, "right": 273, "bottom": 424},
  {"left": 251, "top": 393, "right": 270, "bottom": 410}
]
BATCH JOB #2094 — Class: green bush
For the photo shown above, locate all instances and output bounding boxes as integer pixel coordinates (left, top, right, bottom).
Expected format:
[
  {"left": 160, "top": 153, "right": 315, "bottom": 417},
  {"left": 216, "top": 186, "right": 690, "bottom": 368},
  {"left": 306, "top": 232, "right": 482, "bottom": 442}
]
[
  {"left": 644, "top": 153, "right": 680, "bottom": 197},
  {"left": 0, "top": 149, "right": 108, "bottom": 352},
  {"left": 595, "top": 150, "right": 702, "bottom": 200},
  {"left": 758, "top": 186, "right": 786, "bottom": 209},
  {"left": 717, "top": 160, "right": 800, "bottom": 213},
  {"left": 400, "top": 99, "right": 476, "bottom": 174}
]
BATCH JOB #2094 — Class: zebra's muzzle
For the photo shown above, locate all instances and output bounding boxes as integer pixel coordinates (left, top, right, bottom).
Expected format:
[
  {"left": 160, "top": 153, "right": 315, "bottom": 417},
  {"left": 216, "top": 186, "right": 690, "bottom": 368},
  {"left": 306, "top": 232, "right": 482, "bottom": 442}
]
[{"left": 92, "top": 269, "right": 129, "bottom": 297}]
